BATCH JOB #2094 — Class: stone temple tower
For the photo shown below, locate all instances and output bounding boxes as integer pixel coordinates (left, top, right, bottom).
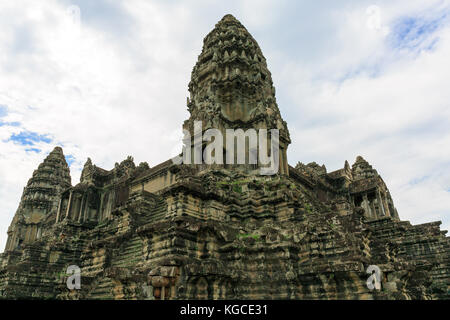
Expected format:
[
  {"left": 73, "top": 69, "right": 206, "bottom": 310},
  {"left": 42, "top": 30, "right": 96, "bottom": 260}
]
[
  {"left": 183, "top": 14, "right": 290, "bottom": 175},
  {"left": 4, "top": 147, "right": 71, "bottom": 252},
  {"left": 0, "top": 15, "right": 448, "bottom": 300}
]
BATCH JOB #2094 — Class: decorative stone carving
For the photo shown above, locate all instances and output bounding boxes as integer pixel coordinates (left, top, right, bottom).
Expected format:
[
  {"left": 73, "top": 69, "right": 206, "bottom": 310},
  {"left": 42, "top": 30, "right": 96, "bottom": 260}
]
[{"left": 0, "top": 15, "right": 447, "bottom": 300}]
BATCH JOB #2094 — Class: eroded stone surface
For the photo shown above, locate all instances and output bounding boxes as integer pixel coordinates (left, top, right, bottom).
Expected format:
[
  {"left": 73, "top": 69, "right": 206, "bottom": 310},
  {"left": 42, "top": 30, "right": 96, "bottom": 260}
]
[{"left": 0, "top": 15, "right": 448, "bottom": 300}]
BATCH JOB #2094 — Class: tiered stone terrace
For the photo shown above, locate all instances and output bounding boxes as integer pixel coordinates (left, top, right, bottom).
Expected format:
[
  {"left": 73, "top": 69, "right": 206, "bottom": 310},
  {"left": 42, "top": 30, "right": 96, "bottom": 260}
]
[{"left": 0, "top": 15, "right": 448, "bottom": 300}]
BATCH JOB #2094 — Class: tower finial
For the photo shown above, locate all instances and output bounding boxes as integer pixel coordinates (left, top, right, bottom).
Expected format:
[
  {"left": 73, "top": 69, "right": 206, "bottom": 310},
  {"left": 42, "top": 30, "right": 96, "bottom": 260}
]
[{"left": 221, "top": 14, "right": 238, "bottom": 22}]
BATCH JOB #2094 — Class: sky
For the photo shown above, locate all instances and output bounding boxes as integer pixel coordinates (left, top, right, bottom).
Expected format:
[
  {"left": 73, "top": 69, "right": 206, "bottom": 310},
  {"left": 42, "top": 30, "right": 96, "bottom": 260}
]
[{"left": 0, "top": 0, "right": 449, "bottom": 250}]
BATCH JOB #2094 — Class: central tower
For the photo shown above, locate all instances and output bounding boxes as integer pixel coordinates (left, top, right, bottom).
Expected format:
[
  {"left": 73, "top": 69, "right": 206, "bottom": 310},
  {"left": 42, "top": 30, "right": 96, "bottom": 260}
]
[{"left": 183, "top": 14, "right": 290, "bottom": 175}]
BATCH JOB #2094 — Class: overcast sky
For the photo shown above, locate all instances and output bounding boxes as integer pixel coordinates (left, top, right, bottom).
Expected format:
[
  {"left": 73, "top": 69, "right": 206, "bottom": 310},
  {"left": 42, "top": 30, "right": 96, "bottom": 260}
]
[{"left": 0, "top": 0, "right": 449, "bottom": 250}]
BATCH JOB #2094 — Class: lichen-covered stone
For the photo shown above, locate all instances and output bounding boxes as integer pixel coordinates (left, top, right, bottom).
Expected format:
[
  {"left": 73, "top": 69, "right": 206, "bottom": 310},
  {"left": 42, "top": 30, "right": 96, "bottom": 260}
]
[{"left": 0, "top": 15, "right": 448, "bottom": 300}]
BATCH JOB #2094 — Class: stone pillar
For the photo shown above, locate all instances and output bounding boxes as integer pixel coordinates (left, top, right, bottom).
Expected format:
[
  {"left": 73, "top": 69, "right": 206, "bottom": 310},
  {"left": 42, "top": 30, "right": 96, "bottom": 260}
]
[
  {"left": 161, "top": 286, "right": 165, "bottom": 300},
  {"left": 376, "top": 190, "right": 386, "bottom": 216},
  {"left": 107, "top": 190, "right": 115, "bottom": 220},
  {"left": 282, "top": 148, "right": 288, "bottom": 175},
  {"left": 56, "top": 197, "right": 62, "bottom": 223},
  {"left": 83, "top": 192, "right": 90, "bottom": 222},
  {"left": 24, "top": 226, "right": 31, "bottom": 242},
  {"left": 72, "top": 196, "right": 80, "bottom": 222},
  {"left": 98, "top": 193, "right": 105, "bottom": 222},
  {"left": 370, "top": 198, "right": 377, "bottom": 218},
  {"left": 382, "top": 195, "right": 391, "bottom": 217},
  {"left": 362, "top": 194, "right": 372, "bottom": 218},
  {"left": 5, "top": 235, "right": 11, "bottom": 251},
  {"left": 31, "top": 225, "right": 37, "bottom": 241},
  {"left": 78, "top": 195, "right": 85, "bottom": 223},
  {"left": 11, "top": 234, "right": 17, "bottom": 250},
  {"left": 65, "top": 191, "right": 73, "bottom": 220}
]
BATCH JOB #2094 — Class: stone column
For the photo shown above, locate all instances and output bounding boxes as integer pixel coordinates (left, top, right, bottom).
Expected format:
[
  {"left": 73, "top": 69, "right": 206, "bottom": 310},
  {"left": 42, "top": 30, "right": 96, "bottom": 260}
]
[
  {"left": 83, "top": 192, "right": 90, "bottom": 222},
  {"left": 282, "top": 148, "right": 288, "bottom": 175},
  {"left": 370, "top": 197, "right": 377, "bottom": 218},
  {"left": 65, "top": 191, "right": 73, "bottom": 220},
  {"left": 31, "top": 225, "right": 37, "bottom": 241},
  {"left": 72, "top": 196, "right": 80, "bottom": 222},
  {"left": 382, "top": 195, "right": 391, "bottom": 217},
  {"left": 376, "top": 190, "right": 386, "bottom": 216},
  {"left": 55, "top": 197, "right": 63, "bottom": 223},
  {"left": 98, "top": 193, "right": 105, "bottom": 222},
  {"left": 78, "top": 195, "right": 85, "bottom": 223},
  {"left": 24, "top": 226, "right": 31, "bottom": 242},
  {"left": 11, "top": 235, "right": 17, "bottom": 250},
  {"left": 107, "top": 190, "right": 115, "bottom": 219},
  {"left": 5, "top": 236, "right": 11, "bottom": 251},
  {"left": 362, "top": 194, "right": 372, "bottom": 218}
]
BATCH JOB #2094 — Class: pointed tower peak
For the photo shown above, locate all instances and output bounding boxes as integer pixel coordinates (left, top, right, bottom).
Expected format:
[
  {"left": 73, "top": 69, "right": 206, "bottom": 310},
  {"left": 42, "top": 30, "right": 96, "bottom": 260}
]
[
  {"left": 220, "top": 14, "right": 239, "bottom": 22},
  {"left": 47, "top": 146, "right": 65, "bottom": 158},
  {"left": 21, "top": 146, "right": 72, "bottom": 208},
  {"left": 187, "top": 15, "right": 288, "bottom": 132},
  {"left": 4, "top": 145, "right": 71, "bottom": 250},
  {"left": 344, "top": 160, "right": 350, "bottom": 170},
  {"left": 352, "top": 156, "right": 377, "bottom": 180},
  {"left": 355, "top": 155, "right": 367, "bottom": 163},
  {"left": 81, "top": 157, "right": 94, "bottom": 183},
  {"left": 44, "top": 146, "right": 68, "bottom": 166},
  {"left": 212, "top": 14, "right": 247, "bottom": 32}
]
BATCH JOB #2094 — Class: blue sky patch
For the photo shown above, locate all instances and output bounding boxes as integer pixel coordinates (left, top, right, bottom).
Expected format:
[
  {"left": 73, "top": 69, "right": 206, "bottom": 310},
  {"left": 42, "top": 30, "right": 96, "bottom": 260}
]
[
  {"left": 65, "top": 155, "right": 75, "bottom": 167},
  {"left": 0, "top": 105, "right": 7, "bottom": 117},
  {"left": 408, "top": 175, "right": 430, "bottom": 186},
  {"left": 0, "top": 105, "right": 20, "bottom": 126},
  {"left": 0, "top": 120, "right": 20, "bottom": 127},
  {"left": 25, "top": 147, "right": 41, "bottom": 153},
  {"left": 389, "top": 9, "right": 449, "bottom": 52},
  {"left": 9, "top": 131, "right": 52, "bottom": 146}
]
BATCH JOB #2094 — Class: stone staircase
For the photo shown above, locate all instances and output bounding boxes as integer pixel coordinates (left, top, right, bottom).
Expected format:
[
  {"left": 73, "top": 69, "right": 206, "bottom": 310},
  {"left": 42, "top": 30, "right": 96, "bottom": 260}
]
[{"left": 111, "top": 236, "right": 143, "bottom": 268}]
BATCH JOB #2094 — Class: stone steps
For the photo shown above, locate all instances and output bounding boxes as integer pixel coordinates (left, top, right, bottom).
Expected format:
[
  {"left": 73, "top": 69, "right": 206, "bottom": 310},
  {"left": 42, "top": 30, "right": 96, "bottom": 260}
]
[
  {"left": 87, "top": 277, "right": 114, "bottom": 299},
  {"left": 144, "top": 200, "right": 167, "bottom": 223},
  {"left": 111, "top": 237, "right": 143, "bottom": 268}
]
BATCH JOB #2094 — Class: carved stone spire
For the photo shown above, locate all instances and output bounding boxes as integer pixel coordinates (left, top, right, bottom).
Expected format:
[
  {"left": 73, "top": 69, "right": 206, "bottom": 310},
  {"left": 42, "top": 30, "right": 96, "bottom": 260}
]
[
  {"left": 183, "top": 14, "right": 290, "bottom": 174},
  {"left": 352, "top": 156, "right": 378, "bottom": 181},
  {"left": 21, "top": 146, "right": 71, "bottom": 210},
  {"left": 80, "top": 157, "right": 94, "bottom": 183},
  {"left": 186, "top": 14, "right": 289, "bottom": 131},
  {"left": 4, "top": 146, "right": 71, "bottom": 251}
]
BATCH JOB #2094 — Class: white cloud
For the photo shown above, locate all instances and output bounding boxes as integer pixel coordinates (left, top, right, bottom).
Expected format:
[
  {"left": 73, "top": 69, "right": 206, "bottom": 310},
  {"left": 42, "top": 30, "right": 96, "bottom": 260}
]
[{"left": 282, "top": 1, "right": 450, "bottom": 232}]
